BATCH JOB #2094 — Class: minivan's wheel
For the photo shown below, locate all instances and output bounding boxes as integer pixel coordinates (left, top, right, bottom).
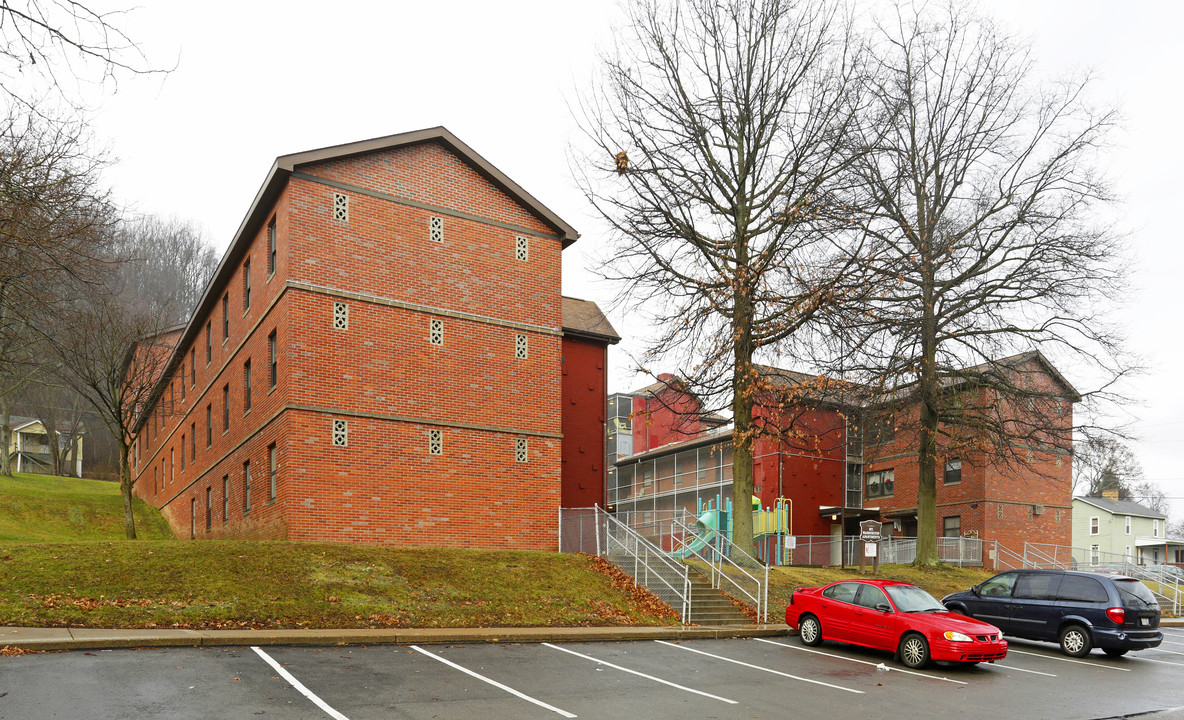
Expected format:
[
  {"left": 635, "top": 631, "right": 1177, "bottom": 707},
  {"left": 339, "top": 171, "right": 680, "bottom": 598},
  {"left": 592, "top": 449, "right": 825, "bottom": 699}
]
[
  {"left": 798, "top": 615, "right": 823, "bottom": 646},
  {"left": 1059, "top": 625, "right": 1092, "bottom": 658},
  {"left": 899, "top": 633, "right": 930, "bottom": 669},
  {"left": 1103, "top": 648, "right": 1129, "bottom": 658}
]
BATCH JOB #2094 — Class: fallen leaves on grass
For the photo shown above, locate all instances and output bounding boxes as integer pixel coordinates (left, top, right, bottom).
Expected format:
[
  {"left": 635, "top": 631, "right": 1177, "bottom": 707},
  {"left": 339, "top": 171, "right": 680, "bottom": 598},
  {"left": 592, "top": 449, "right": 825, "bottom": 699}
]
[{"left": 584, "top": 554, "right": 680, "bottom": 623}]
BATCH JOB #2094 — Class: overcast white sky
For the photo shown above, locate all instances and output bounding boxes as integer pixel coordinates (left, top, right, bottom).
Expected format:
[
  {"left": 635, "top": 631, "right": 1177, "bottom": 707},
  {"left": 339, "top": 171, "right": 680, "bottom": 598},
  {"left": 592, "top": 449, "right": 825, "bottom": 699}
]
[{"left": 81, "top": 0, "right": 1184, "bottom": 522}]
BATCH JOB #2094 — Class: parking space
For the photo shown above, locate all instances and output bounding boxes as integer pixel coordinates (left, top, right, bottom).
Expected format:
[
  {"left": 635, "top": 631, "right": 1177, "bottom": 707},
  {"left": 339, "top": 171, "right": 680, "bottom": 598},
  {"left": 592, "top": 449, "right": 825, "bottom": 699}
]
[{"left": 3, "top": 632, "right": 1184, "bottom": 719}]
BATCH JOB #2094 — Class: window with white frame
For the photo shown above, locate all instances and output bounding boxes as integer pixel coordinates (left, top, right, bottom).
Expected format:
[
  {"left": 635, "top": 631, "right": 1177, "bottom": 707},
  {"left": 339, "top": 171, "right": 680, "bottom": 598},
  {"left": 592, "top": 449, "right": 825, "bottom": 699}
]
[
  {"left": 515, "top": 333, "right": 528, "bottom": 359},
  {"left": 429, "top": 318, "right": 444, "bottom": 346},
  {"left": 333, "top": 302, "right": 349, "bottom": 330},
  {"left": 333, "top": 192, "right": 349, "bottom": 222},
  {"left": 515, "top": 438, "right": 528, "bottom": 463},
  {"left": 428, "top": 428, "right": 443, "bottom": 455},
  {"left": 1090, "top": 516, "right": 1100, "bottom": 535},
  {"left": 515, "top": 235, "right": 529, "bottom": 261},
  {"left": 332, "top": 419, "right": 348, "bottom": 447},
  {"left": 1090, "top": 544, "right": 1100, "bottom": 565},
  {"left": 1154, "top": 519, "right": 1160, "bottom": 537},
  {"left": 1125, "top": 515, "right": 1132, "bottom": 535},
  {"left": 429, "top": 216, "right": 443, "bottom": 243}
]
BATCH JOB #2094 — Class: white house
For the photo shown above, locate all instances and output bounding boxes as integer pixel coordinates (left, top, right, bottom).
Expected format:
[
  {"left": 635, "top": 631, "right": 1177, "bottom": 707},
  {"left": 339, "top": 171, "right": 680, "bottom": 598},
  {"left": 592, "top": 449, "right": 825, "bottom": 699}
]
[
  {"left": 1073, "top": 493, "right": 1184, "bottom": 567},
  {"left": 5, "top": 416, "right": 84, "bottom": 477}
]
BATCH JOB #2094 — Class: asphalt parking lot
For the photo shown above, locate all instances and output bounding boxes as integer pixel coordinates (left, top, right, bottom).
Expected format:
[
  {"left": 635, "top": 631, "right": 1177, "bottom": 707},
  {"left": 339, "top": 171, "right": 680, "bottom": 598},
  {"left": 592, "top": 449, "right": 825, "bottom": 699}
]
[{"left": 3, "top": 628, "right": 1184, "bottom": 719}]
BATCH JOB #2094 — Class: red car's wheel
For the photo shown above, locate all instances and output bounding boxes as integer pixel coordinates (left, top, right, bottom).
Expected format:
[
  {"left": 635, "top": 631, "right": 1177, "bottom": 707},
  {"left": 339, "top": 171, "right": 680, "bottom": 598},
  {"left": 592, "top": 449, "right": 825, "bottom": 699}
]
[
  {"left": 898, "top": 633, "right": 930, "bottom": 669},
  {"left": 798, "top": 614, "right": 823, "bottom": 646}
]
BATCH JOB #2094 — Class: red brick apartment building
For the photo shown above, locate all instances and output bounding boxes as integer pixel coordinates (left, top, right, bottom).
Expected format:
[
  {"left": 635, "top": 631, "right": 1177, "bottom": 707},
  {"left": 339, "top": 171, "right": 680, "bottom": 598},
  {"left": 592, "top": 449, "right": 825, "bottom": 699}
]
[
  {"left": 608, "top": 352, "right": 1077, "bottom": 554},
  {"left": 130, "top": 128, "right": 618, "bottom": 550}
]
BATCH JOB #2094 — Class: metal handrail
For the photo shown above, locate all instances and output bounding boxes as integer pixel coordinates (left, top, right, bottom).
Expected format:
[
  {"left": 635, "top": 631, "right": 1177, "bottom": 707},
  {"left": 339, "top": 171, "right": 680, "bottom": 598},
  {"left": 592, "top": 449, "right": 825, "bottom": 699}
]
[
  {"left": 597, "top": 508, "right": 694, "bottom": 624},
  {"left": 668, "top": 517, "right": 768, "bottom": 622}
]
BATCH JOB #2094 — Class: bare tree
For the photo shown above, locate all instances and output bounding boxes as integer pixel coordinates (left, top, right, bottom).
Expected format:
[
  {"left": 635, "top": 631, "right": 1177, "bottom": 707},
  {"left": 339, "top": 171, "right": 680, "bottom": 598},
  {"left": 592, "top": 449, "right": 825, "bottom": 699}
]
[
  {"left": 0, "top": 106, "right": 117, "bottom": 475},
  {"left": 114, "top": 214, "right": 217, "bottom": 324},
  {"left": 830, "top": 2, "right": 1131, "bottom": 564},
  {"left": 19, "top": 376, "right": 86, "bottom": 476},
  {"left": 0, "top": 0, "right": 167, "bottom": 109},
  {"left": 1073, "top": 435, "right": 1143, "bottom": 498},
  {"left": 574, "top": 0, "right": 868, "bottom": 555}
]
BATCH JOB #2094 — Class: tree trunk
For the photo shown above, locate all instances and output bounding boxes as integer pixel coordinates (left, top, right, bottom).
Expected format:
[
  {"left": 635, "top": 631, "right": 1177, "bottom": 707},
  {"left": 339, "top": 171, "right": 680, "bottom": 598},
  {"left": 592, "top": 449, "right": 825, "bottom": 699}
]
[
  {"left": 0, "top": 401, "right": 11, "bottom": 477},
  {"left": 730, "top": 305, "right": 758, "bottom": 565},
  {"left": 119, "top": 439, "right": 137, "bottom": 539}
]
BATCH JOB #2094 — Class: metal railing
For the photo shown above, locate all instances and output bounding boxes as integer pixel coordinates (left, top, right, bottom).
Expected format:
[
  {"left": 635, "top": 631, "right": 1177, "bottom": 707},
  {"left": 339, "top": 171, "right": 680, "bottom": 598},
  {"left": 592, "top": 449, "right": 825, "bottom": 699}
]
[
  {"left": 668, "top": 517, "right": 768, "bottom": 622},
  {"left": 559, "top": 507, "right": 693, "bottom": 624},
  {"left": 777, "top": 535, "right": 986, "bottom": 567}
]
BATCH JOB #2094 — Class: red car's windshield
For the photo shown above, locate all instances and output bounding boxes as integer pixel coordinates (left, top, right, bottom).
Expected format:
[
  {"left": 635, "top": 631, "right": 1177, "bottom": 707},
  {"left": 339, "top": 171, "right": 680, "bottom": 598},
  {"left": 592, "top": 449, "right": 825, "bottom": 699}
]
[{"left": 884, "top": 585, "right": 946, "bottom": 613}]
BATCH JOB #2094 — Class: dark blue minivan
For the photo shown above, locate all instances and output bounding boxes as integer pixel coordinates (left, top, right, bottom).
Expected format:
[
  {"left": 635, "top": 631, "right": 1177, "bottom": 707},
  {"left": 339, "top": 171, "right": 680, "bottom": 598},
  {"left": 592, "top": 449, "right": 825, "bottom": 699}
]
[{"left": 942, "top": 569, "right": 1162, "bottom": 657}]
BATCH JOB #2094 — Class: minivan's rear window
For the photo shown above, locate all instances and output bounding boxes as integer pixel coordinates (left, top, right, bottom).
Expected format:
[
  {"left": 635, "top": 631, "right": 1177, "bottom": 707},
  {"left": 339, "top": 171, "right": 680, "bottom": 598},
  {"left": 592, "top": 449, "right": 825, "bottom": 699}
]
[
  {"left": 1057, "top": 576, "right": 1108, "bottom": 603},
  {"left": 1114, "top": 579, "right": 1158, "bottom": 608}
]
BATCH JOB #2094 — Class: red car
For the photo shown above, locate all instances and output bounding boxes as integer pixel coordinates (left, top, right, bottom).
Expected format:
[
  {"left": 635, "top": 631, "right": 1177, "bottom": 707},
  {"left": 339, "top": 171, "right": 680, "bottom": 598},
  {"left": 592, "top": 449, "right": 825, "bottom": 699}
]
[{"left": 785, "top": 579, "right": 1008, "bottom": 669}]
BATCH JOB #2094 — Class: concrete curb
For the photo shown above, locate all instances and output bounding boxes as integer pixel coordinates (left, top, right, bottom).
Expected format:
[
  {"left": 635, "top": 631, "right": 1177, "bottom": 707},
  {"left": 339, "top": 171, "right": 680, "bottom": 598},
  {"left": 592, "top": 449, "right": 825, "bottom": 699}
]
[{"left": 0, "top": 624, "right": 792, "bottom": 652}]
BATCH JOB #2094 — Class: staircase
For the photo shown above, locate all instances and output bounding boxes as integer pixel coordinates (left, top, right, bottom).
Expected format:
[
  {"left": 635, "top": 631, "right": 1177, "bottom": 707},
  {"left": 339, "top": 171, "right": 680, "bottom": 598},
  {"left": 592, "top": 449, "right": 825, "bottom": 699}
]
[{"left": 605, "top": 553, "right": 753, "bottom": 626}]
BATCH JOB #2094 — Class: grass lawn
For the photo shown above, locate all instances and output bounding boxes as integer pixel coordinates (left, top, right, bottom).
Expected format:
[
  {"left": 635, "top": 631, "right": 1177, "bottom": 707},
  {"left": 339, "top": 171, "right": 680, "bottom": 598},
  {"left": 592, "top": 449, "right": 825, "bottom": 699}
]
[
  {"left": 0, "top": 472, "right": 173, "bottom": 541},
  {"left": 0, "top": 471, "right": 1008, "bottom": 630}
]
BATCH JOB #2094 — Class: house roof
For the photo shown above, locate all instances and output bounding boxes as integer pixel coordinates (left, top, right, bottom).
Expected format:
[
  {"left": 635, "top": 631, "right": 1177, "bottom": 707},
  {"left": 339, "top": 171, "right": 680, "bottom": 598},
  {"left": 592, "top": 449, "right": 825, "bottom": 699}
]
[
  {"left": 561, "top": 297, "right": 620, "bottom": 344},
  {"left": 8, "top": 416, "right": 85, "bottom": 434},
  {"left": 132, "top": 127, "right": 582, "bottom": 434},
  {"left": 1074, "top": 496, "right": 1166, "bottom": 520}
]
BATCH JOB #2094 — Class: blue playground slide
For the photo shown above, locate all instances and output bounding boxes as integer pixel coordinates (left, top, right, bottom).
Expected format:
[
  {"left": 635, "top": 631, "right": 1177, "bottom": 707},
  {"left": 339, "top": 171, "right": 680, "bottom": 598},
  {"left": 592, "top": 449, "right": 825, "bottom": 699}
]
[{"left": 669, "top": 509, "right": 722, "bottom": 559}]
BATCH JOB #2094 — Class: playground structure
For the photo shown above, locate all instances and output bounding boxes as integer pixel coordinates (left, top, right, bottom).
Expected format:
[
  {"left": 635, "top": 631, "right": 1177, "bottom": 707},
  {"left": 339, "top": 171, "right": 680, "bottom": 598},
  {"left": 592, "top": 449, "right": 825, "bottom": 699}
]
[{"left": 668, "top": 494, "right": 793, "bottom": 566}]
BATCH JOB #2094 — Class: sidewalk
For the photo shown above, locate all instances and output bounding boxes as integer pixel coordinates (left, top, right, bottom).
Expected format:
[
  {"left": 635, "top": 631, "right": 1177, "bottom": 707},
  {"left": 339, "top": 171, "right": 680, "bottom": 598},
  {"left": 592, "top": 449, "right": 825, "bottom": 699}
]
[{"left": 0, "top": 623, "right": 792, "bottom": 652}]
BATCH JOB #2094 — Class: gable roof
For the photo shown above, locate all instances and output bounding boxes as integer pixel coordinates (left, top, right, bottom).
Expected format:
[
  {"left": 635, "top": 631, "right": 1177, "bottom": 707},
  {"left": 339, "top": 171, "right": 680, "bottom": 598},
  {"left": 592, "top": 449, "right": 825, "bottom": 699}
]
[
  {"left": 133, "top": 128, "right": 581, "bottom": 433},
  {"left": 561, "top": 297, "right": 620, "bottom": 344},
  {"left": 1074, "top": 496, "right": 1166, "bottom": 520}
]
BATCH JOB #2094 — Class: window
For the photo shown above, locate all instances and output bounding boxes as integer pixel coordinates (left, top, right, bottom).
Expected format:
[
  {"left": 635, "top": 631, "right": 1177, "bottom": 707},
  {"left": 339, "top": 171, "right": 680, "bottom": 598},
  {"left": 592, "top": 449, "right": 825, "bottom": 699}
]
[
  {"left": 190, "top": 349, "right": 196, "bottom": 387},
  {"left": 1060, "top": 574, "right": 1107, "bottom": 602},
  {"left": 428, "top": 428, "right": 443, "bottom": 455},
  {"left": 1154, "top": 520, "right": 1160, "bottom": 538},
  {"left": 979, "top": 573, "right": 1017, "bottom": 598},
  {"left": 1014, "top": 573, "right": 1060, "bottom": 600},
  {"left": 429, "top": 318, "right": 443, "bottom": 346},
  {"left": 1125, "top": 515, "right": 1132, "bottom": 535},
  {"left": 854, "top": 584, "right": 889, "bottom": 610},
  {"left": 243, "top": 461, "right": 251, "bottom": 512},
  {"left": 180, "top": 436, "right": 185, "bottom": 471},
  {"left": 170, "top": 448, "right": 175, "bottom": 484},
  {"left": 867, "top": 413, "right": 895, "bottom": 444},
  {"left": 943, "top": 516, "right": 961, "bottom": 537},
  {"left": 332, "top": 419, "right": 348, "bottom": 447},
  {"left": 515, "top": 438, "right": 528, "bottom": 463},
  {"left": 333, "top": 302, "right": 349, "bottom": 331},
  {"left": 205, "top": 321, "right": 212, "bottom": 363},
  {"left": 1089, "top": 516, "right": 1100, "bottom": 535},
  {"left": 267, "top": 216, "right": 277, "bottom": 275},
  {"left": 429, "top": 215, "right": 443, "bottom": 242},
  {"left": 205, "top": 487, "right": 212, "bottom": 530},
  {"left": 333, "top": 192, "right": 349, "bottom": 222},
  {"left": 268, "top": 443, "right": 277, "bottom": 501},
  {"left": 222, "top": 384, "right": 230, "bottom": 432},
  {"left": 190, "top": 422, "right": 196, "bottom": 462},
  {"left": 180, "top": 365, "right": 185, "bottom": 400},
  {"left": 515, "top": 235, "right": 529, "bottom": 261},
  {"left": 222, "top": 475, "right": 229, "bottom": 521},
  {"left": 190, "top": 498, "right": 196, "bottom": 539},
  {"left": 222, "top": 293, "right": 229, "bottom": 340},
  {"left": 243, "top": 258, "right": 252, "bottom": 311},
  {"left": 866, "top": 469, "right": 894, "bottom": 499},
  {"left": 243, "top": 359, "right": 252, "bottom": 413},
  {"left": 821, "top": 582, "right": 860, "bottom": 604},
  {"left": 944, "top": 458, "right": 962, "bottom": 485},
  {"left": 268, "top": 330, "right": 277, "bottom": 388}
]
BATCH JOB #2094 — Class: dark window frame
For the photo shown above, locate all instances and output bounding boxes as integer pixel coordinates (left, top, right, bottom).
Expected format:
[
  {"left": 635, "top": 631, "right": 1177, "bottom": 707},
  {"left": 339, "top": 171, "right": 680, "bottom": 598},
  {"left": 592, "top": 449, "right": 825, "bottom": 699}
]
[
  {"left": 267, "top": 216, "right": 277, "bottom": 275},
  {"left": 243, "top": 359, "right": 252, "bottom": 414},
  {"left": 944, "top": 458, "right": 962, "bottom": 485}
]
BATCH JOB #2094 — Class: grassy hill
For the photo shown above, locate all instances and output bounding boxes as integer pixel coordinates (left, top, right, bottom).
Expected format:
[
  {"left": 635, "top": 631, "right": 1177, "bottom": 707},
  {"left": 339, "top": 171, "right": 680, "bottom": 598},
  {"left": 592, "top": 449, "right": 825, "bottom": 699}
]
[
  {"left": 0, "top": 471, "right": 997, "bottom": 630},
  {"left": 0, "top": 472, "right": 174, "bottom": 541}
]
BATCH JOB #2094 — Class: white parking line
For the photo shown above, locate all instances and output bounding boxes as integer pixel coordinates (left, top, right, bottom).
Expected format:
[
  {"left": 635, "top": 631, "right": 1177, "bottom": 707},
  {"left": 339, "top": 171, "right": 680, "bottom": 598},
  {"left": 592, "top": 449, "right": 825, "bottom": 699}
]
[
  {"left": 1005, "top": 648, "right": 1131, "bottom": 671},
  {"left": 543, "top": 643, "right": 737, "bottom": 704},
  {"left": 755, "top": 639, "right": 969, "bottom": 685},
  {"left": 991, "top": 664, "right": 1057, "bottom": 677},
  {"left": 1135, "top": 656, "right": 1184, "bottom": 668},
  {"left": 252, "top": 646, "right": 351, "bottom": 720},
  {"left": 654, "top": 640, "right": 865, "bottom": 694},
  {"left": 410, "top": 645, "right": 576, "bottom": 719}
]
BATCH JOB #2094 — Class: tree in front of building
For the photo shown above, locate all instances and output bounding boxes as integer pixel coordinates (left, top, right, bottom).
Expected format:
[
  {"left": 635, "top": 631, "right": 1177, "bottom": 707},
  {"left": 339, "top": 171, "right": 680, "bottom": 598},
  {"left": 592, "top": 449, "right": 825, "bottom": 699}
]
[
  {"left": 829, "top": 3, "right": 1131, "bottom": 565},
  {"left": 574, "top": 0, "right": 869, "bottom": 556}
]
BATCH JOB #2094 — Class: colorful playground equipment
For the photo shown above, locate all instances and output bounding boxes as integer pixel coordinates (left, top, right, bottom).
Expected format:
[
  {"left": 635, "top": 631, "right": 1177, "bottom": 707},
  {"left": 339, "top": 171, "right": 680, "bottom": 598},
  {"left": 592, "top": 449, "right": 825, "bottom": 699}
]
[{"left": 668, "top": 494, "right": 792, "bottom": 565}]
